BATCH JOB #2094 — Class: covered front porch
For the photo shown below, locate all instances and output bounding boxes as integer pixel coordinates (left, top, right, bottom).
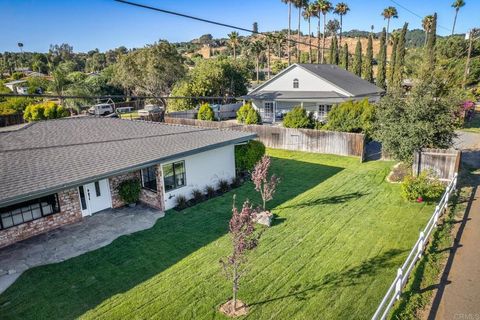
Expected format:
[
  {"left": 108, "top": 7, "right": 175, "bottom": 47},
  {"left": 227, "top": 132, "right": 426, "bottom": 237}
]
[{"left": 0, "top": 205, "right": 164, "bottom": 294}]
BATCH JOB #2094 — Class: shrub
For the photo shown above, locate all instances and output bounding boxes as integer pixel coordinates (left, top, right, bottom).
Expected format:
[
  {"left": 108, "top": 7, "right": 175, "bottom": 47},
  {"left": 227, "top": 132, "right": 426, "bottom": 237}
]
[
  {"left": 117, "top": 179, "right": 141, "bottom": 204},
  {"left": 24, "top": 101, "right": 68, "bottom": 122},
  {"left": 204, "top": 185, "right": 216, "bottom": 199},
  {"left": 230, "top": 176, "right": 243, "bottom": 188},
  {"left": 218, "top": 179, "right": 230, "bottom": 193},
  {"left": 237, "top": 103, "right": 261, "bottom": 124},
  {"left": 191, "top": 188, "right": 204, "bottom": 203},
  {"left": 283, "top": 106, "right": 315, "bottom": 129},
  {"left": 401, "top": 171, "right": 445, "bottom": 202},
  {"left": 324, "top": 99, "right": 375, "bottom": 136},
  {"left": 175, "top": 194, "right": 189, "bottom": 210},
  {"left": 235, "top": 140, "right": 266, "bottom": 172},
  {"left": 197, "top": 103, "right": 215, "bottom": 121}
]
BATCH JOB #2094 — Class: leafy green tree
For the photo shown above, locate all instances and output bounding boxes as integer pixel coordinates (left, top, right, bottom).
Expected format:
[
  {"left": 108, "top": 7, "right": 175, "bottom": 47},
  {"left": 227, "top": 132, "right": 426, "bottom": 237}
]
[
  {"left": 341, "top": 43, "right": 349, "bottom": 70},
  {"left": 283, "top": 106, "right": 315, "bottom": 128},
  {"left": 197, "top": 103, "right": 215, "bottom": 121},
  {"left": 329, "top": 36, "right": 339, "bottom": 64},
  {"left": 388, "top": 33, "right": 398, "bottom": 87},
  {"left": 237, "top": 102, "right": 261, "bottom": 124},
  {"left": 112, "top": 41, "right": 186, "bottom": 107},
  {"left": 393, "top": 23, "right": 408, "bottom": 88},
  {"left": 374, "top": 81, "right": 461, "bottom": 163},
  {"left": 363, "top": 35, "right": 373, "bottom": 83},
  {"left": 324, "top": 98, "right": 374, "bottom": 136},
  {"left": 353, "top": 39, "right": 362, "bottom": 76},
  {"left": 377, "top": 28, "right": 387, "bottom": 89},
  {"left": 169, "top": 58, "right": 249, "bottom": 111}
]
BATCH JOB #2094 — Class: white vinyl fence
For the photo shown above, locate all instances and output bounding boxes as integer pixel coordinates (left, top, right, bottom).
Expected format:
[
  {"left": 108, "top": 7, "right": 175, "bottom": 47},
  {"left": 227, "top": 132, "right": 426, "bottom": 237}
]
[{"left": 372, "top": 173, "right": 458, "bottom": 320}]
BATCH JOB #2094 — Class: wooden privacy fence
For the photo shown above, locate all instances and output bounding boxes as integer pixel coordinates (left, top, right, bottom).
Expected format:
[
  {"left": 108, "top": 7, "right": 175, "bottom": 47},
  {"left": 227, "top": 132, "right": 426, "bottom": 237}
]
[
  {"left": 413, "top": 148, "right": 461, "bottom": 181},
  {"left": 164, "top": 117, "right": 366, "bottom": 159}
]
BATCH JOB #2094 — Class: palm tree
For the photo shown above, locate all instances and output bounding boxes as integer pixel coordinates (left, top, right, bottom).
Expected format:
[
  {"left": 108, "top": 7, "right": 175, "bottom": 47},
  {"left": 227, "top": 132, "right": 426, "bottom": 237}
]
[
  {"left": 228, "top": 31, "right": 240, "bottom": 60},
  {"left": 451, "top": 0, "right": 465, "bottom": 35},
  {"left": 314, "top": 2, "right": 322, "bottom": 63},
  {"left": 422, "top": 15, "right": 434, "bottom": 46},
  {"left": 318, "top": 0, "right": 333, "bottom": 63},
  {"left": 382, "top": 6, "right": 398, "bottom": 45},
  {"left": 294, "top": 0, "right": 308, "bottom": 63},
  {"left": 281, "top": 0, "right": 293, "bottom": 65},
  {"left": 334, "top": 2, "right": 350, "bottom": 46},
  {"left": 275, "top": 33, "right": 287, "bottom": 59},
  {"left": 265, "top": 34, "right": 275, "bottom": 79},
  {"left": 248, "top": 40, "right": 266, "bottom": 83},
  {"left": 303, "top": 3, "right": 317, "bottom": 63}
]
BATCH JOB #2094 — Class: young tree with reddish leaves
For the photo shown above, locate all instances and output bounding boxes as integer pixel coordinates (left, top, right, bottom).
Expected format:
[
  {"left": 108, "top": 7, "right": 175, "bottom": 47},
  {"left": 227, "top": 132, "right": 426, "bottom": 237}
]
[
  {"left": 220, "top": 197, "right": 262, "bottom": 315},
  {"left": 251, "top": 155, "right": 280, "bottom": 211}
]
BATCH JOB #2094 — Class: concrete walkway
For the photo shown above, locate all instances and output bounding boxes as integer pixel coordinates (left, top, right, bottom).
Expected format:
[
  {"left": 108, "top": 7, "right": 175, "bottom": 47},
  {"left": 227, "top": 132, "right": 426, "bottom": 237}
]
[
  {"left": 0, "top": 205, "right": 164, "bottom": 294},
  {"left": 428, "top": 150, "right": 480, "bottom": 320}
]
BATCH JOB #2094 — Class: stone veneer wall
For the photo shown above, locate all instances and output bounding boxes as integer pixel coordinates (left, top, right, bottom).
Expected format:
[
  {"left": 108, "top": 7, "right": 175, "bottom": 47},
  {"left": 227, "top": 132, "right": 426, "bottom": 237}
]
[
  {"left": 109, "top": 165, "right": 164, "bottom": 211},
  {"left": 0, "top": 188, "right": 82, "bottom": 248}
]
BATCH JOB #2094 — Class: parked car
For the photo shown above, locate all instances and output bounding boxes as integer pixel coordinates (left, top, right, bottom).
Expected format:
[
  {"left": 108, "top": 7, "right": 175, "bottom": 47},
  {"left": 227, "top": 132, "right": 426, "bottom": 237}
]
[
  {"left": 137, "top": 105, "right": 163, "bottom": 117},
  {"left": 88, "top": 104, "right": 114, "bottom": 116},
  {"left": 115, "top": 107, "right": 134, "bottom": 114}
]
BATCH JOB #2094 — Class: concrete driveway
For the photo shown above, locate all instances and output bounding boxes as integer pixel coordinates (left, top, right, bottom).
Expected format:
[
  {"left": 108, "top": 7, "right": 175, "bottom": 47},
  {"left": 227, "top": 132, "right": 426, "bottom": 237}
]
[
  {"left": 454, "top": 131, "right": 480, "bottom": 150},
  {"left": 0, "top": 205, "right": 164, "bottom": 294}
]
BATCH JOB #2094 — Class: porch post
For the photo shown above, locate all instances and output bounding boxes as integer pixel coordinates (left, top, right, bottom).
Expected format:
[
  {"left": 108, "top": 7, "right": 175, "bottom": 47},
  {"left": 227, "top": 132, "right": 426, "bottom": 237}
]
[{"left": 273, "top": 101, "right": 276, "bottom": 123}]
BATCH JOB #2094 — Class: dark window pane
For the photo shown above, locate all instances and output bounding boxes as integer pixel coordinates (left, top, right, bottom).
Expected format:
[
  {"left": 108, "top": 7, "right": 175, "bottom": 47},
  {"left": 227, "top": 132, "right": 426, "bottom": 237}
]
[
  {"left": 79, "top": 186, "right": 87, "bottom": 210},
  {"left": 94, "top": 181, "right": 101, "bottom": 197},
  {"left": 142, "top": 166, "right": 157, "bottom": 191}
]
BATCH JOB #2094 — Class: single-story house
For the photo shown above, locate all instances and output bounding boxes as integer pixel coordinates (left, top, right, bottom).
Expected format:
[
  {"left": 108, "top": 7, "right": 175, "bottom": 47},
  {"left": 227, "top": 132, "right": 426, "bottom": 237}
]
[
  {"left": 4, "top": 80, "right": 28, "bottom": 94},
  {"left": 242, "top": 63, "right": 384, "bottom": 123},
  {"left": 0, "top": 118, "right": 255, "bottom": 248}
]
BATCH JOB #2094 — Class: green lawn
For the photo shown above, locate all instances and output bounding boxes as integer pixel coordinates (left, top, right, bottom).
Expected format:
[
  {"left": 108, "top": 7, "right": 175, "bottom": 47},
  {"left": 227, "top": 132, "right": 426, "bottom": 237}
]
[{"left": 0, "top": 150, "right": 434, "bottom": 320}]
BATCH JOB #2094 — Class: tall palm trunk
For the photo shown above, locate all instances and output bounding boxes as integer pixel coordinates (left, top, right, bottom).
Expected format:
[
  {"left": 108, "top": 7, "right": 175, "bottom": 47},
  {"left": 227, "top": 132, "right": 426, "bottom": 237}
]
[
  {"left": 317, "top": 12, "right": 321, "bottom": 63},
  {"left": 339, "top": 15, "right": 343, "bottom": 46},
  {"left": 267, "top": 43, "right": 271, "bottom": 79},
  {"left": 452, "top": 9, "right": 459, "bottom": 35},
  {"left": 308, "top": 17, "right": 312, "bottom": 63},
  {"left": 386, "top": 18, "right": 391, "bottom": 45},
  {"left": 297, "top": 7, "right": 301, "bottom": 63},
  {"left": 256, "top": 55, "right": 260, "bottom": 83},
  {"left": 424, "top": 30, "right": 428, "bottom": 46},
  {"left": 233, "top": 43, "right": 236, "bottom": 60},
  {"left": 288, "top": 3, "right": 292, "bottom": 65},
  {"left": 322, "top": 13, "right": 327, "bottom": 63}
]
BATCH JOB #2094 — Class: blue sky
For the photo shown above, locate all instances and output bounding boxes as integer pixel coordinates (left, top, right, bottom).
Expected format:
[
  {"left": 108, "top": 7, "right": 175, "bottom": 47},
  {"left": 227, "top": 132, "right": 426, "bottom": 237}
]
[{"left": 0, "top": 0, "right": 477, "bottom": 53}]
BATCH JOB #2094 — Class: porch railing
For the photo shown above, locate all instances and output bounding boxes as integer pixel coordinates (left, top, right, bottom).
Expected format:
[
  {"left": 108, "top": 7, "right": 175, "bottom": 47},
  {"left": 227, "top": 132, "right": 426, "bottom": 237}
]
[{"left": 371, "top": 173, "right": 458, "bottom": 320}]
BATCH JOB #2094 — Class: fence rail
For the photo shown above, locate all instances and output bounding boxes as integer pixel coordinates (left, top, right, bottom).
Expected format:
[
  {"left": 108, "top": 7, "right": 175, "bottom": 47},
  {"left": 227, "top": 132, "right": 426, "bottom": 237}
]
[{"left": 371, "top": 173, "right": 458, "bottom": 320}]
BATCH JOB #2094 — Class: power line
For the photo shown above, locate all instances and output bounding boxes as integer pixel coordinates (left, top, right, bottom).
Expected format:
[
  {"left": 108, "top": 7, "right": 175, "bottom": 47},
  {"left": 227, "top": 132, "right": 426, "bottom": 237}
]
[
  {"left": 114, "top": 0, "right": 329, "bottom": 49},
  {"left": 389, "top": 0, "right": 451, "bottom": 32},
  {"left": 0, "top": 93, "right": 238, "bottom": 100}
]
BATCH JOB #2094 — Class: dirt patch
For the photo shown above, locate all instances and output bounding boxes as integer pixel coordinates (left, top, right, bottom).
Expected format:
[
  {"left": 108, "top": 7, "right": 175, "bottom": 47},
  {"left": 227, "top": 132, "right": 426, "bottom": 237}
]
[
  {"left": 219, "top": 299, "right": 248, "bottom": 317},
  {"left": 387, "top": 162, "right": 410, "bottom": 183}
]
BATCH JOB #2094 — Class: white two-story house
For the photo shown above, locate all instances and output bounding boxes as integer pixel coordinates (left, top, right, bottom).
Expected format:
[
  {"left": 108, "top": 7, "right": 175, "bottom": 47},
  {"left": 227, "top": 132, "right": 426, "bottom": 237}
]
[{"left": 243, "top": 63, "right": 384, "bottom": 123}]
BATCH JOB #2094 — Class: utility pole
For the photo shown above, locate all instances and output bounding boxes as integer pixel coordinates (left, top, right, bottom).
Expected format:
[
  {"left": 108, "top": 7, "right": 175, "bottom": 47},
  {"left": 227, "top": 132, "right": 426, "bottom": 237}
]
[{"left": 463, "top": 28, "right": 478, "bottom": 89}]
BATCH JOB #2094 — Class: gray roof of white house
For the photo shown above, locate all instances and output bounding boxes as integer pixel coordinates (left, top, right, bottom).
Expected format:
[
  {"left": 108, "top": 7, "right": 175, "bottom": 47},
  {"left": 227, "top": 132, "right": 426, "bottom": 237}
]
[
  {"left": 0, "top": 117, "right": 255, "bottom": 207},
  {"left": 248, "top": 63, "right": 384, "bottom": 98},
  {"left": 242, "top": 91, "right": 348, "bottom": 103}
]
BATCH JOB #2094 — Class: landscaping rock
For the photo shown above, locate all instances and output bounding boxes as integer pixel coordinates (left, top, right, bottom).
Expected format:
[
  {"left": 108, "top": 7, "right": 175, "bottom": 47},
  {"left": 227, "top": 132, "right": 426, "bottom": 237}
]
[
  {"left": 253, "top": 211, "right": 273, "bottom": 227},
  {"left": 7, "top": 269, "right": 16, "bottom": 275}
]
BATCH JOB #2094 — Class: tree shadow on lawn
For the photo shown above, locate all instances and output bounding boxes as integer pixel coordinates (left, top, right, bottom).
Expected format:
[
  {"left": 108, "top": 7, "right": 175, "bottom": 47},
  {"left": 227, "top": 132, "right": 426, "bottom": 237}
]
[
  {"left": 278, "top": 191, "right": 369, "bottom": 210},
  {"left": 249, "top": 248, "right": 408, "bottom": 307},
  {"left": 0, "top": 157, "right": 344, "bottom": 320}
]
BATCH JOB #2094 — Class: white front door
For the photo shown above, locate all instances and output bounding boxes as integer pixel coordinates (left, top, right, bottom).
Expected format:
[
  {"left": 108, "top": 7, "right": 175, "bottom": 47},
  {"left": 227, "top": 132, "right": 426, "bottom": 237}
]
[{"left": 78, "top": 179, "right": 112, "bottom": 217}]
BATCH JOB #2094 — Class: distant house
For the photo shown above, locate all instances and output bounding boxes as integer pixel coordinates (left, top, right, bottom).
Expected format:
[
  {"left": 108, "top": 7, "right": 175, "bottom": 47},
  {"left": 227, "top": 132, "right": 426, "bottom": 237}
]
[
  {"left": 0, "top": 118, "right": 255, "bottom": 248},
  {"left": 242, "top": 63, "right": 384, "bottom": 123},
  {"left": 4, "top": 80, "right": 28, "bottom": 94}
]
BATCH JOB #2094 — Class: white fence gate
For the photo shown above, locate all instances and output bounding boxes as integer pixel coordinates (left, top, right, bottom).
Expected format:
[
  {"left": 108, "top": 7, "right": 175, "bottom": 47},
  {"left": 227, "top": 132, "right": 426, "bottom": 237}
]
[{"left": 371, "top": 173, "right": 458, "bottom": 320}]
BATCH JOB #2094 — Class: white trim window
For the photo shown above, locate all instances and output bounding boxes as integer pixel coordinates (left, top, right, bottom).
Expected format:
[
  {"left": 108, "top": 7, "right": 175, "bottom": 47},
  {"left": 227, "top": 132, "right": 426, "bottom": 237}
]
[
  {"left": 293, "top": 78, "right": 299, "bottom": 89},
  {"left": 141, "top": 166, "right": 158, "bottom": 192},
  {"left": 163, "top": 161, "right": 186, "bottom": 192}
]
